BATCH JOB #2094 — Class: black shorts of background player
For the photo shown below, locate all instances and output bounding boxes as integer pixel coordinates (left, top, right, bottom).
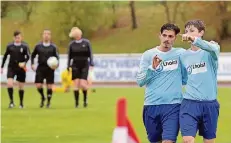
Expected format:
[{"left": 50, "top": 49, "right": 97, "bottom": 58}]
[
  {"left": 31, "top": 29, "right": 59, "bottom": 108},
  {"left": 67, "top": 27, "right": 94, "bottom": 108},
  {"left": 1, "top": 30, "right": 30, "bottom": 108}
]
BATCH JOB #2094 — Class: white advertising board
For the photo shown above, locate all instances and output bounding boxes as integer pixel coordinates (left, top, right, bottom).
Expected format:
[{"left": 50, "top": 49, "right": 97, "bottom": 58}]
[{"left": 1, "top": 53, "right": 231, "bottom": 83}]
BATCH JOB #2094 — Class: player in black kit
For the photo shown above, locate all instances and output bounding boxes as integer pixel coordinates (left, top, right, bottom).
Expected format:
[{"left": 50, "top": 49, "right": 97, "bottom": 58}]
[
  {"left": 68, "top": 27, "right": 94, "bottom": 108},
  {"left": 31, "top": 29, "right": 59, "bottom": 108},
  {"left": 1, "top": 31, "right": 30, "bottom": 108}
]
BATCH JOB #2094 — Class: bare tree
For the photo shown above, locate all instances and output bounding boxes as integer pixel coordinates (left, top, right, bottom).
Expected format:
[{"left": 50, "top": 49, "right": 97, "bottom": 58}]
[
  {"left": 172, "top": 2, "right": 180, "bottom": 23},
  {"left": 161, "top": 1, "right": 171, "bottom": 23},
  {"left": 161, "top": 1, "right": 181, "bottom": 23},
  {"left": 129, "top": 1, "right": 137, "bottom": 30},
  {"left": 15, "top": 1, "right": 37, "bottom": 21},
  {"left": 1, "top": 1, "right": 10, "bottom": 18},
  {"left": 218, "top": 1, "right": 231, "bottom": 40},
  {"left": 179, "top": 2, "right": 187, "bottom": 23},
  {"left": 111, "top": 2, "right": 117, "bottom": 28}
]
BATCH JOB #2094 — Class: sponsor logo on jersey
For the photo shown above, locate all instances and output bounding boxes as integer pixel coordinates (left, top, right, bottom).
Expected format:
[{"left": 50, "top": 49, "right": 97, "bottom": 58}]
[
  {"left": 187, "top": 62, "right": 207, "bottom": 75},
  {"left": 157, "top": 60, "right": 178, "bottom": 72}
]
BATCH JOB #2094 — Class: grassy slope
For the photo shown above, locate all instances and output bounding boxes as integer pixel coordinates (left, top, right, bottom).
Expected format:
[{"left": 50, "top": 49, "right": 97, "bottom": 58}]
[
  {"left": 1, "top": 2, "right": 231, "bottom": 55},
  {"left": 1, "top": 87, "right": 231, "bottom": 143}
]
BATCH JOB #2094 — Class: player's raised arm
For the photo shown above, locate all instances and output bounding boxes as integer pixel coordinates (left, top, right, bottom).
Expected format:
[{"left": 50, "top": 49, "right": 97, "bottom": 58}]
[{"left": 192, "top": 38, "right": 220, "bottom": 60}]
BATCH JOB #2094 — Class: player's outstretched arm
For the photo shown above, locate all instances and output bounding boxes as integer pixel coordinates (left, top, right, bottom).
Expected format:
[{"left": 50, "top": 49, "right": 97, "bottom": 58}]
[
  {"left": 192, "top": 38, "right": 220, "bottom": 60},
  {"left": 136, "top": 52, "right": 157, "bottom": 87}
]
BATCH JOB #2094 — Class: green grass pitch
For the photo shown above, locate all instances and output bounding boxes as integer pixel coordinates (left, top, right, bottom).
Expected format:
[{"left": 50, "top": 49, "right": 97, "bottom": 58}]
[{"left": 1, "top": 87, "right": 231, "bottom": 143}]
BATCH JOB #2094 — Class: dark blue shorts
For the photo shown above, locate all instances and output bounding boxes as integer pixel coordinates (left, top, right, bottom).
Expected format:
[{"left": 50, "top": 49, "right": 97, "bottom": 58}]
[
  {"left": 143, "top": 104, "right": 180, "bottom": 142},
  {"left": 180, "top": 99, "right": 220, "bottom": 139}
]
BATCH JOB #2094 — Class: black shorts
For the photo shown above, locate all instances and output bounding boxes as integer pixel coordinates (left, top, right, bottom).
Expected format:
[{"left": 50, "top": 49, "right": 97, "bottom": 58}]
[
  {"left": 7, "top": 67, "right": 26, "bottom": 82},
  {"left": 72, "top": 66, "right": 89, "bottom": 80},
  {"left": 35, "top": 66, "right": 54, "bottom": 84}
]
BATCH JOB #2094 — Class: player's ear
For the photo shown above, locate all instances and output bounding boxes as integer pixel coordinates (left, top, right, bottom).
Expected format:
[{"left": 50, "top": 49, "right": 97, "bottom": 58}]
[
  {"left": 173, "top": 34, "right": 177, "bottom": 40},
  {"left": 159, "top": 32, "right": 162, "bottom": 39},
  {"left": 199, "top": 30, "right": 204, "bottom": 37}
]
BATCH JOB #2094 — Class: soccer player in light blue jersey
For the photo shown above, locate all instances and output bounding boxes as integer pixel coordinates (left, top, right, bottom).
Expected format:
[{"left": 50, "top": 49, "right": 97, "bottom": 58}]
[
  {"left": 179, "top": 20, "right": 220, "bottom": 143},
  {"left": 136, "top": 23, "right": 186, "bottom": 143}
]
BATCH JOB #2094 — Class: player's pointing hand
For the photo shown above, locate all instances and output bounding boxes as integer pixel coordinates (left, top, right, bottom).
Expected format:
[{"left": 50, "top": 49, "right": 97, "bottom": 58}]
[
  {"left": 153, "top": 55, "right": 162, "bottom": 69},
  {"left": 179, "top": 34, "right": 195, "bottom": 43}
]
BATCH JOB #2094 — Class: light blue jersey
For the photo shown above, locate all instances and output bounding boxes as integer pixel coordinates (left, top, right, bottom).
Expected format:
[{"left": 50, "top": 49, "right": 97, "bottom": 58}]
[
  {"left": 136, "top": 47, "right": 186, "bottom": 105},
  {"left": 180, "top": 38, "right": 220, "bottom": 101}
]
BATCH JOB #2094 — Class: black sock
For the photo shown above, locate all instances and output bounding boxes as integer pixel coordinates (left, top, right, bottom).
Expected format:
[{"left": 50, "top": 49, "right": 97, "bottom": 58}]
[
  {"left": 83, "top": 90, "right": 87, "bottom": 103},
  {"left": 7, "top": 88, "right": 13, "bottom": 103},
  {"left": 74, "top": 90, "right": 79, "bottom": 104},
  {"left": 47, "top": 89, "right": 52, "bottom": 104},
  {"left": 37, "top": 88, "right": 45, "bottom": 99},
  {"left": 19, "top": 89, "right": 24, "bottom": 105}
]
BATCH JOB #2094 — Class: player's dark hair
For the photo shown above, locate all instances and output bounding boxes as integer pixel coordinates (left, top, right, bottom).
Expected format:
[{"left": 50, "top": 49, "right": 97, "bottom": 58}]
[
  {"left": 185, "top": 19, "right": 205, "bottom": 32},
  {"left": 13, "top": 30, "right": 21, "bottom": 37},
  {"left": 160, "top": 23, "right": 180, "bottom": 35}
]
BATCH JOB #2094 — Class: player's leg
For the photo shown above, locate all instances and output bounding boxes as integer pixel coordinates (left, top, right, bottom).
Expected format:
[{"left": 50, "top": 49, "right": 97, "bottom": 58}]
[
  {"left": 6, "top": 67, "right": 15, "bottom": 108},
  {"left": 80, "top": 67, "right": 89, "bottom": 107},
  {"left": 73, "top": 79, "right": 80, "bottom": 108},
  {"left": 80, "top": 79, "right": 88, "bottom": 107},
  {"left": 16, "top": 68, "right": 26, "bottom": 108},
  {"left": 7, "top": 78, "right": 14, "bottom": 108},
  {"left": 143, "top": 105, "right": 162, "bottom": 143},
  {"left": 180, "top": 99, "right": 201, "bottom": 143},
  {"left": 18, "top": 82, "right": 24, "bottom": 108},
  {"left": 72, "top": 67, "right": 81, "bottom": 108},
  {"left": 36, "top": 83, "right": 45, "bottom": 108},
  {"left": 46, "top": 84, "right": 53, "bottom": 108},
  {"left": 45, "top": 69, "right": 55, "bottom": 108},
  {"left": 35, "top": 68, "right": 45, "bottom": 108},
  {"left": 161, "top": 104, "right": 180, "bottom": 143},
  {"left": 199, "top": 100, "right": 220, "bottom": 143}
]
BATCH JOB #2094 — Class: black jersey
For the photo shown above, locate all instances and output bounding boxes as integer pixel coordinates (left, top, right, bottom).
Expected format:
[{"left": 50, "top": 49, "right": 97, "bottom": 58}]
[
  {"left": 31, "top": 42, "right": 59, "bottom": 67},
  {"left": 1, "top": 42, "right": 30, "bottom": 68},
  {"left": 67, "top": 38, "right": 94, "bottom": 68}
]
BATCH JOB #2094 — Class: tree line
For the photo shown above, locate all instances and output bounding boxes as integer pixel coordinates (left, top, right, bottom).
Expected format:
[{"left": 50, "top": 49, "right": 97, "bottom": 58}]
[{"left": 2, "top": 1, "right": 231, "bottom": 44}]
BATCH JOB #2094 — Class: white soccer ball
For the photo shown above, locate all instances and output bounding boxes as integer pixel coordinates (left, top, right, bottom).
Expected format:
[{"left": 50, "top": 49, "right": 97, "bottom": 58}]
[{"left": 47, "top": 56, "right": 58, "bottom": 68}]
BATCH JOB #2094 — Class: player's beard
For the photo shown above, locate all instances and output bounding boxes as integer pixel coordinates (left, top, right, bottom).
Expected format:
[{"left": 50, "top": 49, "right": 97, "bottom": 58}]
[{"left": 164, "top": 42, "right": 171, "bottom": 49}]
